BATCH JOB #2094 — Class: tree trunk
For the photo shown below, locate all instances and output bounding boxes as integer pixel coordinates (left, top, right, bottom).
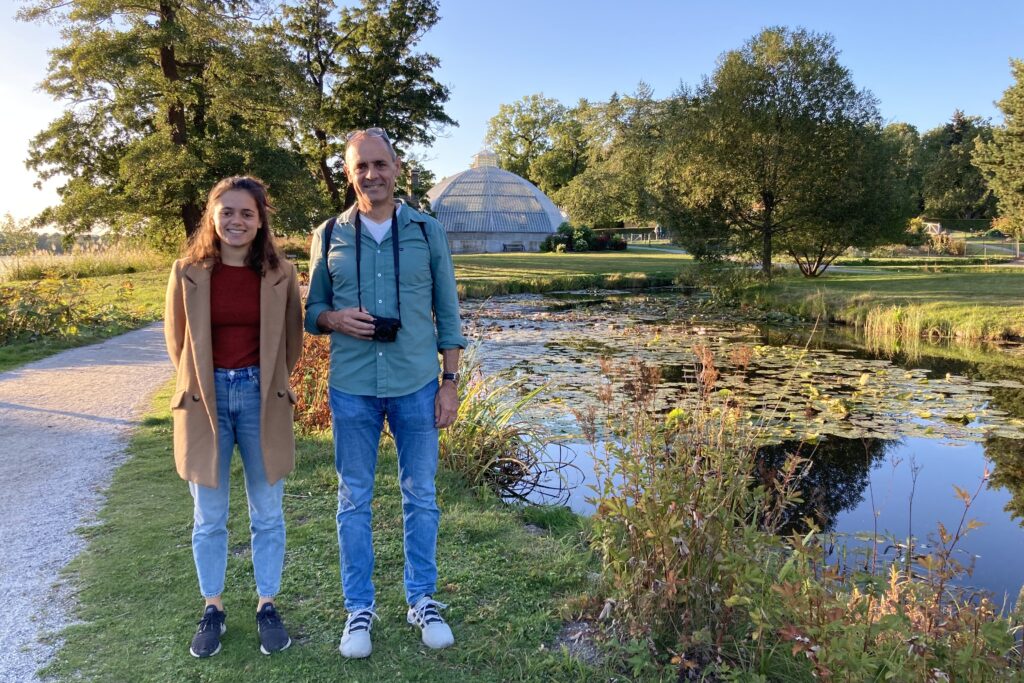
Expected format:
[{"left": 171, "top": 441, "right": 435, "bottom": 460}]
[
  {"left": 761, "top": 225, "right": 773, "bottom": 276},
  {"left": 315, "top": 129, "right": 341, "bottom": 210},
  {"left": 159, "top": 0, "right": 198, "bottom": 238},
  {"left": 182, "top": 202, "right": 202, "bottom": 239}
]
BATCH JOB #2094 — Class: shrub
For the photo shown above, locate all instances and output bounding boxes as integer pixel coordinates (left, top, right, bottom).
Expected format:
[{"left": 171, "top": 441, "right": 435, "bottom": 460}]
[
  {"left": 572, "top": 238, "right": 590, "bottom": 252},
  {"left": 609, "top": 235, "right": 628, "bottom": 251},
  {"left": 0, "top": 277, "right": 145, "bottom": 344},
  {"left": 554, "top": 243, "right": 567, "bottom": 254},
  {"left": 585, "top": 350, "right": 1021, "bottom": 680}
]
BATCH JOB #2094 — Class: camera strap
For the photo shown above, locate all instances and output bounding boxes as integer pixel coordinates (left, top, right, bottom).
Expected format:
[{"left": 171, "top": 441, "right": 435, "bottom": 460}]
[{"left": 354, "top": 206, "right": 401, "bottom": 322}]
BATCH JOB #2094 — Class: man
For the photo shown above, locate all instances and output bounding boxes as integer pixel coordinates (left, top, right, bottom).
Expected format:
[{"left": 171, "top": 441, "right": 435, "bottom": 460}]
[{"left": 304, "top": 128, "right": 466, "bottom": 659}]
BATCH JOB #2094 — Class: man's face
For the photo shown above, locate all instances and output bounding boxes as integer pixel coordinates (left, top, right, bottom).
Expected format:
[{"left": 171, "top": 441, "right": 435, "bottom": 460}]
[{"left": 344, "top": 135, "right": 401, "bottom": 211}]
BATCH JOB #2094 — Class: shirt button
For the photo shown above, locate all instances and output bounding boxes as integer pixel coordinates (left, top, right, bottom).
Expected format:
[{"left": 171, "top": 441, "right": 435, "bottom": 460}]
[
  {"left": 377, "top": 273, "right": 382, "bottom": 277},
  {"left": 378, "top": 352, "right": 383, "bottom": 356},
  {"left": 378, "top": 299, "right": 383, "bottom": 304}
]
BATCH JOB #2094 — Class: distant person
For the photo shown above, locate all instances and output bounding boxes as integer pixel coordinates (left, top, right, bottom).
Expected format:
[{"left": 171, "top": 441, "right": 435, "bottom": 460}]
[
  {"left": 305, "top": 127, "right": 467, "bottom": 658},
  {"left": 164, "top": 176, "right": 303, "bottom": 658}
]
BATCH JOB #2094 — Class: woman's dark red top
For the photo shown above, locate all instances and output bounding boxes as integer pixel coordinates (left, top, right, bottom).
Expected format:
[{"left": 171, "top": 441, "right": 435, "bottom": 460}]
[{"left": 210, "top": 263, "right": 261, "bottom": 369}]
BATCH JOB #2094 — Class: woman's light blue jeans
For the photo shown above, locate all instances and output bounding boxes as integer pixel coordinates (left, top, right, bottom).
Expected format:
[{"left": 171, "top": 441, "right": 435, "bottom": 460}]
[
  {"left": 329, "top": 380, "right": 441, "bottom": 611},
  {"left": 189, "top": 366, "right": 286, "bottom": 599}
]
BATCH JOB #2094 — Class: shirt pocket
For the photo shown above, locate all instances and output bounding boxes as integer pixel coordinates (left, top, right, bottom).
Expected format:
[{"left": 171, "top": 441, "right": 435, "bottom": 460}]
[{"left": 399, "top": 238, "right": 432, "bottom": 286}]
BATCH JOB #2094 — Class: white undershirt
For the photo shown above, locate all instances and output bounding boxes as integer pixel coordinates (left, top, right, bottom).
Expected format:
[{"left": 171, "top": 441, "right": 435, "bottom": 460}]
[{"left": 360, "top": 204, "right": 402, "bottom": 244}]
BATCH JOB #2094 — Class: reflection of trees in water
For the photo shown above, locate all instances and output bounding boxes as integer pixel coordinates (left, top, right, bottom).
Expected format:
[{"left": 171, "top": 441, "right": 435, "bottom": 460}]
[
  {"left": 756, "top": 437, "right": 892, "bottom": 534},
  {"left": 761, "top": 326, "right": 1024, "bottom": 528},
  {"left": 987, "top": 436, "right": 1024, "bottom": 526}
]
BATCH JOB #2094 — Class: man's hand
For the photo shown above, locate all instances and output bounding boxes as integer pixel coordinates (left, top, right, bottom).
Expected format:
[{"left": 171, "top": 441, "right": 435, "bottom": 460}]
[
  {"left": 435, "top": 381, "right": 459, "bottom": 429},
  {"left": 317, "top": 307, "right": 375, "bottom": 340}
]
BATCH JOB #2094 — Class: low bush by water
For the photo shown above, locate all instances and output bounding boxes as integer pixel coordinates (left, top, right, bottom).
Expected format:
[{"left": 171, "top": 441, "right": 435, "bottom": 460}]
[{"left": 584, "top": 349, "right": 1023, "bottom": 680}]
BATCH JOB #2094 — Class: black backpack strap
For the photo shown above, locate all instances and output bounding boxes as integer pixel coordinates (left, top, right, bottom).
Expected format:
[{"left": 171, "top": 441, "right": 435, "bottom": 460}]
[{"left": 323, "top": 216, "right": 337, "bottom": 307}]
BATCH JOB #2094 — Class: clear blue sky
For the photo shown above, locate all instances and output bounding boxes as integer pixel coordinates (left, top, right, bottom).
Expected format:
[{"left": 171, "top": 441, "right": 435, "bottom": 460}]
[{"left": 3, "top": 0, "right": 1023, "bottom": 221}]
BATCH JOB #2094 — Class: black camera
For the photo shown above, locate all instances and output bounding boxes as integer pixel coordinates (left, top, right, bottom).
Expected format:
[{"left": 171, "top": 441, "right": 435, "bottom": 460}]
[{"left": 371, "top": 315, "right": 401, "bottom": 342}]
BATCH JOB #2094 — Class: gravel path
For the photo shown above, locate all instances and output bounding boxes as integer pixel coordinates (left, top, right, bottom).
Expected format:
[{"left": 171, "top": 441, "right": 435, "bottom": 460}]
[{"left": 0, "top": 323, "right": 173, "bottom": 682}]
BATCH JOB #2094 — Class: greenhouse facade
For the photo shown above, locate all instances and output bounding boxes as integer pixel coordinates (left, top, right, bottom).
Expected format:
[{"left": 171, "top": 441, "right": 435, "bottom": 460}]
[{"left": 425, "top": 152, "right": 562, "bottom": 253}]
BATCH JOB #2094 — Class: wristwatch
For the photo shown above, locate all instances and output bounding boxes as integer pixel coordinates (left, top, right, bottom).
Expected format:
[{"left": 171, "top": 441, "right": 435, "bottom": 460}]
[{"left": 441, "top": 372, "right": 460, "bottom": 384}]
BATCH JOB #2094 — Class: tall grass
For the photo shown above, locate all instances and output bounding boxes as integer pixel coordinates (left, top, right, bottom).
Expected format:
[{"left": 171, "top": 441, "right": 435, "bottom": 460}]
[
  {"left": 0, "top": 244, "right": 170, "bottom": 282},
  {"left": 289, "top": 340, "right": 573, "bottom": 503}
]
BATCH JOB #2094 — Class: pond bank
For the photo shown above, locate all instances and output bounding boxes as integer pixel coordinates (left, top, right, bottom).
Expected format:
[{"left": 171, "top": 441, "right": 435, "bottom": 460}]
[{"left": 745, "top": 268, "right": 1024, "bottom": 342}]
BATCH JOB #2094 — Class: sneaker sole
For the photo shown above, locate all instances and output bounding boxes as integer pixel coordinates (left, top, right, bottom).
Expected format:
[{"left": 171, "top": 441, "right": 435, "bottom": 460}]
[{"left": 260, "top": 637, "right": 292, "bottom": 655}]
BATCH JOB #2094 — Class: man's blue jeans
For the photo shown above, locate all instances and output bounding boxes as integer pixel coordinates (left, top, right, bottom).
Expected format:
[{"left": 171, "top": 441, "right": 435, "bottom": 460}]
[
  {"left": 329, "top": 380, "right": 441, "bottom": 611},
  {"left": 189, "top": 367, "right": 286, "bottom": 599}
]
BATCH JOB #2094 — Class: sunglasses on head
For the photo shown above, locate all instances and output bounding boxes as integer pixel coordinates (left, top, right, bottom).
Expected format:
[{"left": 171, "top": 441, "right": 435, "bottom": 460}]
[{"left": 346, "top": 127, "right": 391, "bottom": 143}]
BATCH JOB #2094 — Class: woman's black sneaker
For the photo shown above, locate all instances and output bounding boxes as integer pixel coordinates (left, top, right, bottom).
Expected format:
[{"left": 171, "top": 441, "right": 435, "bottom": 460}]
[
  {"left": 256, "top": 603, "right": 292, "bottom": 655},
  {"left": 190, "top": 605, "right": 227, "bottom": 658}
]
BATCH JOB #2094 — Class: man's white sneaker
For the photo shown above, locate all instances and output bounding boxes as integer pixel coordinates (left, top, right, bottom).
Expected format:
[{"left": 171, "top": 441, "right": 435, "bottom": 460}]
[
  {"left": 407, "top": 596, "right": 455, "bottom": 649},
  {"left": 339, "top": 607, "right": 378, "bottom": 659}
]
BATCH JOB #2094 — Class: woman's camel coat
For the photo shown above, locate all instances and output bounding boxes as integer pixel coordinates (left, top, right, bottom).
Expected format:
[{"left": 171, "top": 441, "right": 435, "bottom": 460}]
[{"left": 164, "top": 258, "right": 303, "bottom": 488}]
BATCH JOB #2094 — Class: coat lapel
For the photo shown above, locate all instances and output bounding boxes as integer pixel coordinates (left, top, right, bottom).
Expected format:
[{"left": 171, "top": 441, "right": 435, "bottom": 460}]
[
  {"left": 183, "top": 262, "right": 217, "bottom": 432},
  {"left": 259, "top": 265, "right": 287, "bottom": 407}
]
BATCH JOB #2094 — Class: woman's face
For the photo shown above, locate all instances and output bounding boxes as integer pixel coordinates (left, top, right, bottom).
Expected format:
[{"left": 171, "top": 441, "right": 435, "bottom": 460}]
[{"left": 213, "top": 189, "right": 260, "bottom": 256}]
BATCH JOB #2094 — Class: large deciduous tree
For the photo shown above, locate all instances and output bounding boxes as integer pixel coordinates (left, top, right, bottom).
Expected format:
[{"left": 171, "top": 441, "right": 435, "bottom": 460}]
[
  {"left": 555, "top": 85, "right": 663, "bottom": 228},
  {"left": 974, "top": 60, "right": 1024, "bottom": 239},
  {"left": 655, "top": 27, "right": 882, "bottom": 275},
  {"left": 918, "top": 110, "right": 996, "bottom": 220},
  {"left": 21, "top": 0, "right": 315, "bottom": 240},
  {"left": 279, "top": 0, "right": 454, "bottom": 212},
  {"left": 484, "top": 94, "right": 565, "bottom": 183}
]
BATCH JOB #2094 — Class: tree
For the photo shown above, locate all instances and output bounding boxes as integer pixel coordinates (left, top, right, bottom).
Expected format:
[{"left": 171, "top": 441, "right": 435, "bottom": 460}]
[
  {"left": 0, "top": 214, "right": 38, "bottom": 255},
  {"left": 974, "top": 59, "right": 1024, "bottom": 240},
  {"left": 528, "top": 99, "right": 600, "bottom": 196},
  {"left": 556, "top": 85, "right": 663, "bottom": 228},
  {"left": 918, "top": 110, "right": 996, "bottom": 220},
  {"left": 279, "top": 0, "right": 455, "bottom": 212},
  {"left": 779, "top": 124, "right": 915, "bottom": 276},
  {"left": 484, "top": 94, "right": 565, "bottom": 182},
  {"left": 653, "top": 27, "right": 882, "bottom": 275},
  {"left": 21, "top": 0, "right": 316, "bottom": 240}
]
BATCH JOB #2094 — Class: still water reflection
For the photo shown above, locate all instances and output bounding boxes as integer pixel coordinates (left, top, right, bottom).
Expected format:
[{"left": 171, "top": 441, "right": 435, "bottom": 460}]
[{"left": 465, "top": 290, "right": 1024, "bottom": 600}]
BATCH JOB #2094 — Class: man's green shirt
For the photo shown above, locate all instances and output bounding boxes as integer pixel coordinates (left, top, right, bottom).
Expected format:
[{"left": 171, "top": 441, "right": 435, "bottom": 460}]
[{"left": 304, "top": 203, "right": 467, "bottom": 397}]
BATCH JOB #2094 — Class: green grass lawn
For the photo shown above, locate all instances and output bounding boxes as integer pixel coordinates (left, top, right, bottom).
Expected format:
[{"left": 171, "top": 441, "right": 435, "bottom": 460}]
[
  {"left": 750, "top": 267, "right": 1024, "bottom": 340},
  {"left": 42, "top": 386, "right": 614, "bottom": 683},
  {"left": 452, "top": 251, "right": 693, "bottom": 297}
]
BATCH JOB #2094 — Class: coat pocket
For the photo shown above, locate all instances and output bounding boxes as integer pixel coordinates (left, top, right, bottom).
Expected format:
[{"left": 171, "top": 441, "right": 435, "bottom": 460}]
[{"left": 170, "top": 388, "right": 189, "bottom": 410}]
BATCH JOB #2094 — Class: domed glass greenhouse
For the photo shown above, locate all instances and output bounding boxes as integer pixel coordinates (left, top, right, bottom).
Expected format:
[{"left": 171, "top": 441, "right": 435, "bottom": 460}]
[{"left": 425, "top": 152, "right": 562, "bottom": 253}]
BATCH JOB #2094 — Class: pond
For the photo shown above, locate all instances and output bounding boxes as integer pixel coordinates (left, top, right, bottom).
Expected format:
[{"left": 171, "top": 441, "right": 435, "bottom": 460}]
[{"left": 462, "top": 289, "right": 1024, "bottom": 601}]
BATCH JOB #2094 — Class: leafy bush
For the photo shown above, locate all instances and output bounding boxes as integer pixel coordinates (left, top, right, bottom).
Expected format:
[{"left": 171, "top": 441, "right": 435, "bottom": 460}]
[
  {"left": 0, "top": 214, "right": 37, "bottom": 256},
  {"left": 0, "top": 277, "right": 145, "bottom": 345},
  {"left": 610, "top": 235, "right": 628, "bottom": 251},
  {"left": 572, "top": 237, "right": 590, "bottom": 252},
  {"left": 540, "top": 233, "right": 567, "bottom": 253}
]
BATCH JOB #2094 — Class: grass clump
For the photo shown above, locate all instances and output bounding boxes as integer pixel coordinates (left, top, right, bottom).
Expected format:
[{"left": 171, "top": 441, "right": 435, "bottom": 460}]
[
  {"left": 582, "top": 349, "right": 1023, "bottom": 680},
  {"left": 41, "top": 386, "right": 607, "bottom": 682},
  {"left": 0, "top": 244, "right": 170, "bottom": 282},
  {"left": 747, "top": 269, "right": 1024, "bottom": 343}
]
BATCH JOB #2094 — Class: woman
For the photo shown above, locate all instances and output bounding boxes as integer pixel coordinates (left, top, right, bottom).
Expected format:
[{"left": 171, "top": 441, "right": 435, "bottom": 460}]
[{"left": 164, "top": 176, "right": 302, "bottom": 658}]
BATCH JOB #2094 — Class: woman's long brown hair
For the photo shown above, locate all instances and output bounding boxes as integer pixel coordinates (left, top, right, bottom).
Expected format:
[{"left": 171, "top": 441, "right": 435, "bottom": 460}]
[{"left": 183, "top": 176, "right": 282, "bottom": 275}]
